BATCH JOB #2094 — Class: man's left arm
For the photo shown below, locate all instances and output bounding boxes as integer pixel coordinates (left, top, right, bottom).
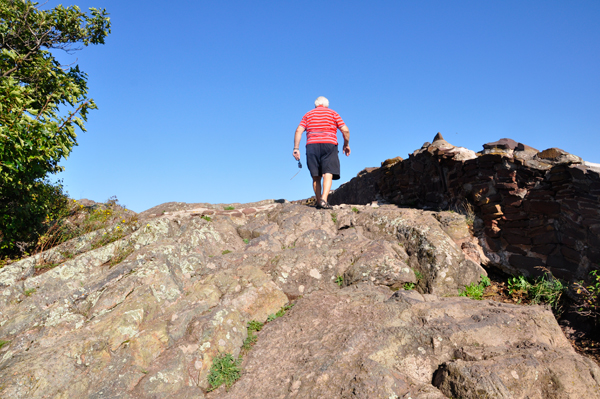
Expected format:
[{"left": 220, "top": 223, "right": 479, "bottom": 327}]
[{"left": 340, "top": 125, "right": 350, "bottom": 156}]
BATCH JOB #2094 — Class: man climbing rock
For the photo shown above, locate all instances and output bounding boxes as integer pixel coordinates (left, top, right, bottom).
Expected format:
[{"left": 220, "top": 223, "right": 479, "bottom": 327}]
[{"left": 293, "top": 96, "right": 350, "bottom": 209}]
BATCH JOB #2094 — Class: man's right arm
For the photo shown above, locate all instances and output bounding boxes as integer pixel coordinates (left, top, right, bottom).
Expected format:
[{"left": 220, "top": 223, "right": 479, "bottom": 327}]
[{"left": 293, "top": 126, "right": 305, "bottom": 161}]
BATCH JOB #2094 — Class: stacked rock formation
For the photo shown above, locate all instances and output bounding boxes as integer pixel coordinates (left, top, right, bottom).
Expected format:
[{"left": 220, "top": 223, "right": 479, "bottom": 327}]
[
  {"left": 330, "top": 134, "right": 600, "bottom": 282},
  {"left": 1, "top": 200, "right": 598, "bottom": 398}
]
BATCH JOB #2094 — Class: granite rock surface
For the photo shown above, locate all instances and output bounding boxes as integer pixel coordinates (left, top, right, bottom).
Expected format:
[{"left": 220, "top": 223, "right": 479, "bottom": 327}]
[{"left": 0, "top": 201, "right": 598, "bottom": 398}]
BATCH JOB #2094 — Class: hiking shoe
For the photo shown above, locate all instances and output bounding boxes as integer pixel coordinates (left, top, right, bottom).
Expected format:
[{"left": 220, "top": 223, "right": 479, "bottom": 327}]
[
  {"left": 320, "top": 201, "right": 333, "bottom": 210},
  {"left": 315, "top": 200, "right": 324, "bottom": 209}
]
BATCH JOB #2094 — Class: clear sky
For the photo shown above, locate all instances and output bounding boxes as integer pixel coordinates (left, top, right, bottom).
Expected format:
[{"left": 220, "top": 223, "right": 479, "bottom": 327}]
[{"left": 47, "top": 0, "right": 600, "bottom": 212}]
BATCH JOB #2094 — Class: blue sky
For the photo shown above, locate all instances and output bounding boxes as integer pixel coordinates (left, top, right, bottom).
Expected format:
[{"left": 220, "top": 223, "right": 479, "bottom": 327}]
[{"left": 48, "top": 0, "right": 600, "bottom": 212}]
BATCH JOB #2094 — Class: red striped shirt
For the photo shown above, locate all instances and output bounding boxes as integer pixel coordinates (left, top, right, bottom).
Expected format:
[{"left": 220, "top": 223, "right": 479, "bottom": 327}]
[{"left": 299, "top": 106, "right": 346, "bottom": 145}]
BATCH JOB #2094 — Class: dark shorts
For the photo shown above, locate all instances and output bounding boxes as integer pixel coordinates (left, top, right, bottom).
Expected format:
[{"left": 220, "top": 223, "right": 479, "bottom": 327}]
[{"left": 306, "top": 143, "right": 340, "bottom": 180}]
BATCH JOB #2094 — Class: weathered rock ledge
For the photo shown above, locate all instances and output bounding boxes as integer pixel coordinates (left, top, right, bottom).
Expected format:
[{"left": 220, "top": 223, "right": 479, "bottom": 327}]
[
  {"left": 1, "top": 200, "right": 598, "bottom": 398},
  {"left": 330, "top": 134, "right": 600, "bottom": 283}
]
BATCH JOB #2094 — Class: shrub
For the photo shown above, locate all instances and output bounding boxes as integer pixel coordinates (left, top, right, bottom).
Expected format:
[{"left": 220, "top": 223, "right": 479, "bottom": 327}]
[
  {"left": 0, "top": 179, "right": 70, "bottom": 257},
  {"left": 1, "top": 1, "right": 110, "bottom": 257}
]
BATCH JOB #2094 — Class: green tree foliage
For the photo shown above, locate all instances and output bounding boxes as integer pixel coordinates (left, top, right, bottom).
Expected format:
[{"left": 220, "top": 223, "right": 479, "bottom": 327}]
[{"left": 0, "top": 0, "right": 110, "bottom": 256}]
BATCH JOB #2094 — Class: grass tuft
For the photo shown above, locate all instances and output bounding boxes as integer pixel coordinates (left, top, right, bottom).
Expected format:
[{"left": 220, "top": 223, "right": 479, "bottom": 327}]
[
  {"left": 267, "top": 303, "right": 294, "bottom": 322},
  {"left": 508, "top": 273, "right": 565, "bottom": 312},
  {"left": 242, "top": 320, "right": 264, "bottom": 351},
  {"left": 207, "top": 353, "right": 242, "bottom": 391},
  {"left": 414, "top": 270, "right": 423, "bottom": 281}
]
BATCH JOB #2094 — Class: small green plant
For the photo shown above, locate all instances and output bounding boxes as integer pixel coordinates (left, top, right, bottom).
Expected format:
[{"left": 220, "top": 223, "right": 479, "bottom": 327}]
[
  {"left": 414, "top": 270, "right": 424, "bottom": 281},
  {"left": 242, "top": 320, "right": 264, "bottom": 350},
  {"left": 575, "top": 269, "right": 600, "bottom": 321},
  {"left": 207, "top": 353, "right": 242, "bottom": 391},
  {"left": 331, "top": 212, "right": 337, "bottom": 223},
  {"left": 247, "top": 320, "right": 264, "bottom": 332},
  {"left": 24, "top": 288, "right": 36, "bottom": 296},
  {"left": 0, "top": 340, "right": 9, "bottom": 350},
  {"left": 335, "top": 275, "right": 344, "bottom": 287},
  {"left": 404, "top": 282, "right": 415, "bottom": 290},
  {"left": 267, "top": 303, "right": 294, "bottom": 322},
  {"left": 222, "top": 250, "right": 232, "bottom": 255},
  {"left": 202, "top": 215, "right": 212, "bottom": 222},
  {"left": 459, "top": 274, "right": 491, "bottom": 300},
  {"left": 508, "top": 275, "right": 529, "bottom": 295},
  {"left": 459, "top": 283, "right": 485, "bottom": 300},
  {"left": 480, "top": 275, "right": 491, "bottom": 287},
  {"left": 224, "top": 206, "right": 235, "bottom": 211},
  {"left": 508, "top": 273, "right": 565, "bottom": 311},
  {"left": 243, "top": 238, "right": 249, "bottom": 244},
  {"left": 351, "top": 207, "right": 359, "bottom": 213},
  {"left": 242, "top": 333, "right": 257, "bottom": 350}
]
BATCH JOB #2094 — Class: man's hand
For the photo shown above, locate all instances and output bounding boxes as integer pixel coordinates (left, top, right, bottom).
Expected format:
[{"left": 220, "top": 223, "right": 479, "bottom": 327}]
[
  {"left": 293, "top": 126, "right": 304, "bottom": 161},
  {"left": 340, "top": 126, "right": 350, "bottom": 156}
]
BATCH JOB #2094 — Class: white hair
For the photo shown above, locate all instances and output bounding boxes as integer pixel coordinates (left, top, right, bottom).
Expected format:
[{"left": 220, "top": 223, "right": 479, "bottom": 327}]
[{"left": 314, "top": 96, "right": 329, "bottom": 107}]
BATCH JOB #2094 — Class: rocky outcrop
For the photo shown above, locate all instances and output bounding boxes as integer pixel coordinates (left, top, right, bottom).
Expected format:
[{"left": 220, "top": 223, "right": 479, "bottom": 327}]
[
  {"left": 221, "top": 288, "right": 600, "bottom": 399},
  {"left": 330, "top": 134, "right": 600, "bottom": 282},
  {"left": 0, "top": 201, "right": 598, "bottom": 398}
]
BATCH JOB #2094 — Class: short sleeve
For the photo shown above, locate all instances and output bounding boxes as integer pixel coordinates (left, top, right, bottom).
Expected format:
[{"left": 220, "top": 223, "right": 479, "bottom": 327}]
[
  {"left": 299, "top": 114, "right": 308, "bottom": 128},
  {"left": 334, "top": 112, "right": 345, "bottom": 128}
]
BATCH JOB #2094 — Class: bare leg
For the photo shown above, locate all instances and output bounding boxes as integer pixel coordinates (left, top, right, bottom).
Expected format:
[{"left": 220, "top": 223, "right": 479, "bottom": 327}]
[
  {"left": 321, "top": 173, "right": 333, "bottom": 202},
  {"left": 312, "top": 176, "right": 322, "bottom": 203}
]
